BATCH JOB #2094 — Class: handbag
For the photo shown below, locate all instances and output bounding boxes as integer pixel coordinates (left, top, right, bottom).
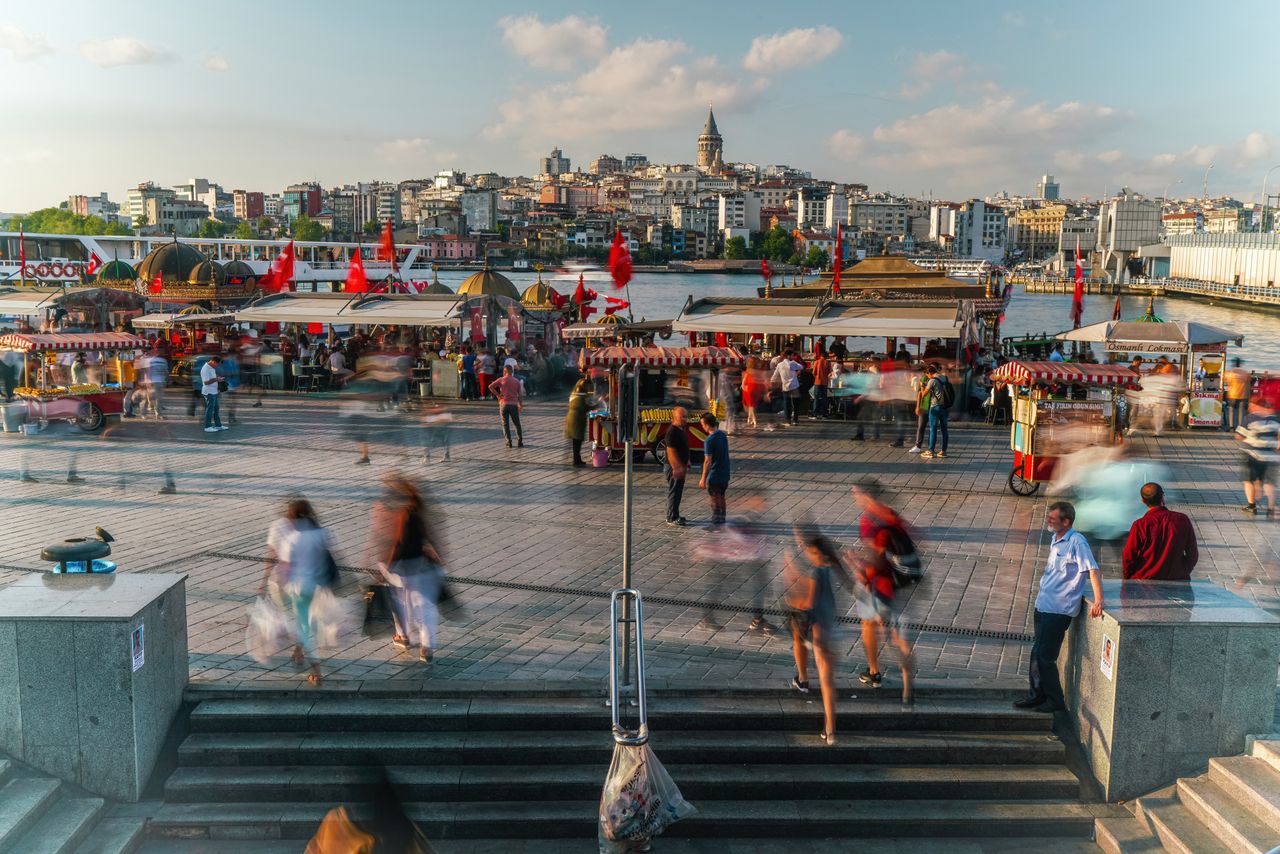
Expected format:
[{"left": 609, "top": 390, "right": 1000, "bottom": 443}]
[
  {"left": 318, "top": 549, "right": 340, "bottom": 589},
  {"left": 362, "top": 583, "right": 396, "bottom": 636}
]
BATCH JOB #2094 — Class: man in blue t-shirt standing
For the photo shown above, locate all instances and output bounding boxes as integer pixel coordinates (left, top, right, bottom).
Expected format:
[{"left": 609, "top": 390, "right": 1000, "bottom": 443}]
[{"left": 698, "top": 412, "right": 731, "bottom": 527}]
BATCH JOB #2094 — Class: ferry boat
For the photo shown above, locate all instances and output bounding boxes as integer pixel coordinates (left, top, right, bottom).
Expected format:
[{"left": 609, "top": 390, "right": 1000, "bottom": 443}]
[{"left": 0, "top": 232, "right": 432, "bottom": 289}]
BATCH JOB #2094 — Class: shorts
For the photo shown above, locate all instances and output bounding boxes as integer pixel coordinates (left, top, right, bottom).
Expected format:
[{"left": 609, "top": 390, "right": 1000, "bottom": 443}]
[
  {"left": 854, "top": 590, "right": 898, "bottom": 627},
  {"left": 789, "top": 610, "right": 835, "bottom": 651},
  {"left": 1243, "top": 453, "right": 1272, "bottom": 482}
]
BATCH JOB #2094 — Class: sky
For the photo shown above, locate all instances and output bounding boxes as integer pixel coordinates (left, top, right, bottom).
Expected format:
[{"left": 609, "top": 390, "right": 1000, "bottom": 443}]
[{"left": 1, "top": 0, "right": 1278, "bottom": 212}]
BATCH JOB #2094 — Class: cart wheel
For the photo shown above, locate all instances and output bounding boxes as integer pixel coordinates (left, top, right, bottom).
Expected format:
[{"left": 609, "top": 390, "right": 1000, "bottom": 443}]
[
  {"left": 1007, "top": 467, "right": 1040, "bottom": 496},
  {"left": 75, "top": 402, "right": 105, "bottom": 432},
  {"left": 607, "top": 448, "right": 625, "bottom": 464},
  {"left": 652, "top": 438, "right": 667, "bottom": 465}
]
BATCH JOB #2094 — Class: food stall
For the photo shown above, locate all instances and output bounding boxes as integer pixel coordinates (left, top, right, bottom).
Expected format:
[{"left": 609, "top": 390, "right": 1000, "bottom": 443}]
[
  {"left": 562, "top": 318, "right": 675, "bottom": 347},
  {"left": 990, "top": 360, "right": 1141, "bottom": 496},
  {"left": 1056, "top": 318, "right": 1241, "bottom": 430},
  {"left": 581, "top": 346, "right": 743, "bottom": 464},
  {"left": 0, "top": 332, "right": 147, "bottom": 431}
]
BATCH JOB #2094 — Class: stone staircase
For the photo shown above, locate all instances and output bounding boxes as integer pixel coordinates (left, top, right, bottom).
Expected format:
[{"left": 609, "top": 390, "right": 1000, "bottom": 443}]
[
  {"left": 145, "top": 687, "right": 1123, "bottom": 845},
  {"left": 0, "top": 754, "right": 145, "bottom": 854},
  {"left": 1095, "top": 736, "right": 1280, "bottom": 853}
]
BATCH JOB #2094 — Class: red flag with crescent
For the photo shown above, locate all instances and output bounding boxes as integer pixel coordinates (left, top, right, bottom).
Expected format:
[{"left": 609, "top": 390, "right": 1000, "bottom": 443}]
[
  {"left": 608, "top": 230, "right": 632, "bottom": 290},
  {"left": 345, "top": 248, "right": 368, "bottom": 293}
]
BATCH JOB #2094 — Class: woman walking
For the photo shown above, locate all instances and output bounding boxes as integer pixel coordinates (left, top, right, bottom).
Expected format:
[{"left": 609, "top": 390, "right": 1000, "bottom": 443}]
[
  {"left": 385, "top": 477, "right": 446, "bottom": 663},
  {"left": 741, "top": 357, "right": 765, "bottom": 429},
  {"left": 565, "top": 378, "right": 591, "bottom": 467},
  {"left": 784, "top": 524, "right": 853, "bottom": 746},
  {"left": 262, "top": 498, "right": 335, "bottom": 686}
]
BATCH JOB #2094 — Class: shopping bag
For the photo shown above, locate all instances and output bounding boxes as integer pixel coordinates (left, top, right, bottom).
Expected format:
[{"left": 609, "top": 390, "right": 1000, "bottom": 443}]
[
  {"left": 305, "top": 806, "right": 375, "bottom": 854},
  {"left": 308, "top": 586, "right": 356, "bottom": 650},
  {"left": 245, "top": 596, "right": 293, "bottom": 665},
  {"left": 363, "top": 583, "right": 396, "bottom": 637},
  {"left": 598, "top": 742, "right": 695, "bottom": 844}
]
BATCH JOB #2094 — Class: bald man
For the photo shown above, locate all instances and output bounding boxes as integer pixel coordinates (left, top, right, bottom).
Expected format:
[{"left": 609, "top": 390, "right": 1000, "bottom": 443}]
[{"left": 1121, "top": 483, "right": 1199, "bottom": 580}]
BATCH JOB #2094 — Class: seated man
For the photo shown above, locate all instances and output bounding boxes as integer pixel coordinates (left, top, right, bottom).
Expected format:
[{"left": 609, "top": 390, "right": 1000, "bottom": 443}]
[{"left": 327, "top": 348, "right": 354, "bottom": 386}]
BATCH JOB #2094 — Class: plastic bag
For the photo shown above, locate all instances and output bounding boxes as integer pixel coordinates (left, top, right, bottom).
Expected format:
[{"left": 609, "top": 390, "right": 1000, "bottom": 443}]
[
  {"left": 307, "top": 586, "right": 356, "bottom": 651},
  {"left": 598, "top": 743, "right": 695, "bottom": 846},
  {"left": 245, "top": 596, "right": 293, "bottom": 665}
]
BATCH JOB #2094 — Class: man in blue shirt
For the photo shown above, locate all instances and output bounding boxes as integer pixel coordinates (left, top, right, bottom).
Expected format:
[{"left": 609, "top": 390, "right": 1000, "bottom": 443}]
[
  {"left": 698, "top": 412, "right": 731, "bottom": 527},
  {"left": 1015, "top": 501, "right": 1105, "bottom": 713}
]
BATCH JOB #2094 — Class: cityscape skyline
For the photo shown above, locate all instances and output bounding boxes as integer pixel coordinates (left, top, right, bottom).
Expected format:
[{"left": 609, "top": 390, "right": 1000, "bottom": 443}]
[{"left": 1, "top": 0, "right": 1277, "bottom": 211}]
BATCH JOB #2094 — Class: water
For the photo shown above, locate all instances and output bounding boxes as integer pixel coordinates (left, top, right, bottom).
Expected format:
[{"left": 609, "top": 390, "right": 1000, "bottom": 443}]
[{"left": 427, "top": 270, "right": 1280, "bottom": 369}]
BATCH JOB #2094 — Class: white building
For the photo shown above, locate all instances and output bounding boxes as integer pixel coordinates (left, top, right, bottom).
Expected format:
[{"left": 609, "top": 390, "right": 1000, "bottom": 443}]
[
  {"left": 929, "top": 204, "right": 959, "bottom": 242},
  {"left": 459, "top": 190, "right": 498, "bottom": 233},
  {"left": 952, "top": 200, "right": 1008, "bottom": 264},
  {"left": 852, "top": 200, "right": 910, "bottom": 237},
  {"left": 1167, "top": 233, "right": 1280, "bottom": 287},
  {"left": 824, "top": 192, "right": 849, "bottom": 232},
  {"left": 1036, "top": 174, "right": 1061, "bottom": 201},
  {"left": 1096, "top": 189, "right": 1161, "bottom": 281},
  {"left": 717, "top": 192, "right": 762, "bottom": 232},
  {"left": 795, "top": 188, "right": 830, "bottom": 229}
]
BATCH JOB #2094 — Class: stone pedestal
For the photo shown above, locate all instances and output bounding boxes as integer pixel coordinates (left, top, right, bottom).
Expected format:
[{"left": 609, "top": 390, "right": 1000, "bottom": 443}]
[
  {"left": 1061, "top": 579, "right": 1280, "bottom": 802},
  {"left": 0, "top": 572, "right": 187, "bottom": 801}
]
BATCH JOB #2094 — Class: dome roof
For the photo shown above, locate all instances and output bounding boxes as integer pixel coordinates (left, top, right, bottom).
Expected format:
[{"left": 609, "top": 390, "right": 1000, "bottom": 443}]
[
  {"left": 520, "top": 278, "right": 560, "bottom": 307},
  {"left": 136, "top": 242, "right": 207, "bottom": 283},
  {"left": 95, "top": 260, "right": 136, "bottom": 282},
  {"left": 422, "top": 279, "right": 454, "bottom": 295},
  {"left": 457, "top": 266, "right": 519, "bottom": 300},
  {"left": 187, "top": 259, "right": 225, "bottom": 286},
  {"left": 222, "top": 260, "right": 255, "bottom": 283}
]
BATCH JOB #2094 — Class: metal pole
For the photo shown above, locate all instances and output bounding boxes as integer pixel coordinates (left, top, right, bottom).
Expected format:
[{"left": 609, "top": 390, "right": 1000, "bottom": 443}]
[
  {"left": 620, "top": 365, "right": 637, "bottom": 689},
  {"left": 1261, "top": 165, "right": 1280, "bottom": 234}
]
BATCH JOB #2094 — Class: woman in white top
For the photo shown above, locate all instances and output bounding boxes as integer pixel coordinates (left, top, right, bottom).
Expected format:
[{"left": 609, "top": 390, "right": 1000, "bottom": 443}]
[{"left": 262, "top": 498, "right": 334, "bottom": 686}]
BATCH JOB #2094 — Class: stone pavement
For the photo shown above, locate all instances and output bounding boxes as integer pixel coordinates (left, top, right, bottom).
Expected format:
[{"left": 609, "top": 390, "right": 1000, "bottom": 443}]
[{"left": 1, "top": 394, "right": 1276, "bottom": 692}]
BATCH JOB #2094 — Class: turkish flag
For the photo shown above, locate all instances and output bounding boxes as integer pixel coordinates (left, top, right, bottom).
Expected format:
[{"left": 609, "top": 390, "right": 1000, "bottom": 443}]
[
  {"left": 760, "top": 258, "right": 772, "bottom": 281},
  {"left": 832, "top": 224, "right": 843, "bottom": 296},
  {"left": 608, "top": 229, "right": 632, "bottom": 290},
  {"left": 378, "top": 220, "right": 397, "bottom": 269},
  {"left": 345, "top": 248, "right": 369, "bottom": 293},
  {"left": 1071, "top": 237, "right": 1085, "bottom": 329},
  {"left": 260, "top": 241, "right": 295, "bottom": 292},
  {"left": 469, "top": 306, "right": 483, "bottom": 344},
  {"left": 307, "top": 322, "right": 324, "bottom": 335},
  {"left": 550, "top": 290, "right": 568, "bottom": 309},
  {"left": 715, "top": 332, "right": 729, "bottom": 348},
  {"left": 85, "top": 252, "right": 103, "bottom": 276},
  {"left": 149, "top": 273, "right": 163, "bottom": 294},
  {"left": 604, "top": 295, "right": 629, "bottom": 308}
]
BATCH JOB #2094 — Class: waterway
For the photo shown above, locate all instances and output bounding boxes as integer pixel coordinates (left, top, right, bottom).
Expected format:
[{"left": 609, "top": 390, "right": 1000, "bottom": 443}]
[{"left": 426, "top": 270, "right": 1280, "bottom": 369}]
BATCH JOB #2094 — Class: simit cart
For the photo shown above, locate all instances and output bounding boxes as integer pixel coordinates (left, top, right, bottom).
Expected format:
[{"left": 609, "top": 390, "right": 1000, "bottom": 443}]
[
  {"left": 989, "top": 359, "right": 1141, "bottom": 496},
  {"left": 1, "top": 332, "right": 147, "bottom": 431}
]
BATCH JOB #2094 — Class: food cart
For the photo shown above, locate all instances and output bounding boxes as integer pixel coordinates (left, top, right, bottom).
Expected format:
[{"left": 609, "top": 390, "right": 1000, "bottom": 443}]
[
  {"left": 581, "top": 346, "right": 743, "bottom": 464},
  {"left": 989, "top": 360, "right": 1141, "bottom": 496},
  {"left": 0, "top": 332, "right": 147, "bottom": 431}
]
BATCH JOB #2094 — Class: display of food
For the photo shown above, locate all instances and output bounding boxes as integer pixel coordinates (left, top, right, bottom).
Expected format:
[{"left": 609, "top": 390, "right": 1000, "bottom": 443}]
[
  {"left": 67, "top": 384, "right": 105, "bottom": 395},
  {"left": 13, "top": 384, "right": 106, "bottom": 398}
]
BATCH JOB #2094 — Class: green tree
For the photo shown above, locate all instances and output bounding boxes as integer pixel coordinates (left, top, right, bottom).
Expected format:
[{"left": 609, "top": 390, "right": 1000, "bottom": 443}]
[
  {"left": 197, "top": 218, "right": 230, "bottom": 239},
  {"left": 233, "top": 220, "right": 254, "bottom": 239},
  {"left": 256, "top": 216, "right": 273, "bottom": 234},
  {"left": 723, "top": 235, "right": 748, "bottom": 260},
  {"left": 361, "top": 220, "right": 381, "bottom": 237},
  {"left": 5, "top": 207, "right": 130, "bottom": 236},
  {"left": 292, "top": 215, "right": 327, "bottom": 241},
  {"left": 134, "top": 214, "right": 150, "bottom": 230},
  {"left": 803, "top": 246, "right": 830, "bottom": 269},
  {"left": 759, "top": 225, "right": 794, "bottom": 263}
]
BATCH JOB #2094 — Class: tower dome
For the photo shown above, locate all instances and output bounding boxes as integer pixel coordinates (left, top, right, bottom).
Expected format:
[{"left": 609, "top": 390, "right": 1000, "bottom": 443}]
[{"left": 697, "top": 105, "right": 723, "bottom": 171}]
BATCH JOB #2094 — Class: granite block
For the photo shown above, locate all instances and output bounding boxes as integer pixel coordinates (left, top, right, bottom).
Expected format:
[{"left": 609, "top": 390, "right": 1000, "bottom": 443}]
[
  {"left": 1218, "top": 626, "right": 1280, "bottom": 755},
  {"left": 0, "top": 621, "right": 19, "bottom": 754},
  {"left": 73, "top": 620, "right": 137, "bottom": 795},
  {"left": 16, "top": 620, "right": 79, "bottom": 753}
]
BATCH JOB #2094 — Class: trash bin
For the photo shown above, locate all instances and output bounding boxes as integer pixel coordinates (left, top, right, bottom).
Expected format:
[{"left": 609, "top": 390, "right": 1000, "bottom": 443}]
[
  {"left": 50, "top": 559, "right": 117, "bottom": 574},
  {"left": 42, "top": 530, "right": 114, "bottom": 573},
  {"left": 592, "top": 444, "right": 610, "bottom": 468}
]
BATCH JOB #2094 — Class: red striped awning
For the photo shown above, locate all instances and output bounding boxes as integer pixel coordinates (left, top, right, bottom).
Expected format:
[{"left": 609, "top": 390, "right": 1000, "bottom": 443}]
[
  {"left": 990, "top": 360, "right": 1142, "bottom": 386},
  {"left": 582, "top": 346, "right": 744, "bottom": 369},
  {"left": 0, "top": 332, "right": 149, "bottom": 353}
]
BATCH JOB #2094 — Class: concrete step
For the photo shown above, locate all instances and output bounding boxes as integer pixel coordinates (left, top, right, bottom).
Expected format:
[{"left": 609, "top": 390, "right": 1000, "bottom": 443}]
[
  {"left": 74, "top": 816, "right": 147, "bottom": 854},
  {"left": 1137, "top": 793, "right": 1235, "bottom": 854},
  {"left": 1209, "top": 755, "right": 1280, "bottom": 827},
  {"left": 1250, "top": 738, "right": 1280, "bottom": 774},
  {"left": 177, "top": 729, "right": 1066, "bottom": 768},
  {"left": 0, "top": 760, "right": 12, "bottom": 788},
  {"left": 0, "top": 777, "right": 62, "bottom": 849},
  {"left": 1094, "top": 815, "right": 1165, "bottom": 854},
  {"left": 428, "top": 840, "right": 1104, "bottom": 854},
  {"left": 163, "top": 763, "right": 1080, "bottom": 804},
  {"left": 1176, "top": 776, "right": 1278, "bottom": 854},
  {"left": 186, "top": 696, "right": 1055, "bottom": 735},
  {"left": 147, "top": 799, "right": 1121, "bottom": 841},
  {"left": 11, "top": 795, "right": 106, "bottom": 854}
]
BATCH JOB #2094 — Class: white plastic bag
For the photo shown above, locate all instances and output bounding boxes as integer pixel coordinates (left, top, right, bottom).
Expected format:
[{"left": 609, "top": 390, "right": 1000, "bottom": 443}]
[
  {"left": 245, "top": 596, "right": 293, "bottom": 664},
  {"left": 598, "top": 742, "right": 695, "bottom": 847},
  {"left": 307, "top": 586, "right": 357, "bottom": 650}
]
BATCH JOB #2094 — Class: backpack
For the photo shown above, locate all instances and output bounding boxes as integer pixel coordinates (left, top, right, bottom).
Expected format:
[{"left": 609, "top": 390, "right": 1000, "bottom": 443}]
[
  {"left": 933, "top": 376, "right": 955, "bottom": 409},
  {"left": 873, "top": 520, "right": 924, "bottom": 588}
]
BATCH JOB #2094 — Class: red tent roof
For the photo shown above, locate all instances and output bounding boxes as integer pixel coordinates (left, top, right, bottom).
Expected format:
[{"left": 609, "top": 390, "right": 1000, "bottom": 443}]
[
  {"left": 990, "top": 360, "right": 1141, "bottom": 386},
  {"left": 0, "top": 332, "right": 149, "bottom": 352},
  {"left": 581, "top": 346, "right": 744, "bottom": 369}
]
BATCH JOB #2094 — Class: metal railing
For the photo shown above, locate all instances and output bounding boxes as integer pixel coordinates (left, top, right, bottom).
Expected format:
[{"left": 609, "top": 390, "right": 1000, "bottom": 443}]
[{"left": 609, "top": 588, "right": 648, "bottom": 746}]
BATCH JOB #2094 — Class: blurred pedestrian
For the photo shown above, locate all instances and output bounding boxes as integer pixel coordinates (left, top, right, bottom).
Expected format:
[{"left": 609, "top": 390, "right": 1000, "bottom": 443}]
[
  {"left": 489, "top": 364, "right": 524, "bottom": 448},
  {"left": 768, "top": 350, "right": 803, "bottom": 427},
  {"left": 740, "top": 356, "right": 766, "bottom": 428},
  {"left": 663, "top": 407, "right": 690, "bottom": 527},
  {"left": 849, "top": 481, "right": 914, "bottom": 702},
  {"left": 200, "top": 355, "right": 226, "bottom": 433},
  {"left": 907, "top": 367, "right": 929, "bottom": 454},
  {"left": 784, "top": 524, "right": 853, "bottom": 745},
  {"left": 1121, "top": 483, "right": 1199, "bottom": 579},
  {"left": 384, "top": 477, "right": 446, "bottom": 663},
  {"left": 565, "top": 378, "right": 591, "bottom": 466},
  {"left": 420, "top": 403, "right": 453, "bottom": 464},
  {"left": 698, "top": 412, "right": 730, "bottom": 527},
  {"left": 476, "top": 349, "right": 497, "bottom": 399},
  {"left": 1235, "top": 398, "right": 1280, "bottom": 517},
  {"left": 1014, "top": 501, "right": 1104, "bottom": 714},
  {"left": 262, "top": 498, "right": 336, "bottom": 686},
  {"left": 1223, "top": 358, "right": 1251, "bottom": 432}
]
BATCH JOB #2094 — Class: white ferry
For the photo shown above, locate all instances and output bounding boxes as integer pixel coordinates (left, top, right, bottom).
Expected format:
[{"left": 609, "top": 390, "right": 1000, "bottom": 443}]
[
  {"left": 0, "top": 232, "right": 435, "bottom": 288},
  {"left": 905, "top": 257, "right": 993, "bottom": 281}
]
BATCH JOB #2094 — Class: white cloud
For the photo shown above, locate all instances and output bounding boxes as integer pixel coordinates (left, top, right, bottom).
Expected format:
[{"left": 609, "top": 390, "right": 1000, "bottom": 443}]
[
  {"left": 893, "top": 50, "right": 975, "bottom": 100},
  {"left": 487, "top": 38, "right": 744, "bottom": 139},
  {"left": 1149, "top": 153, "right": 1177, "bottom": 167},
  {"left": 1184, "top": 143, "right": 1220, "bottom": 167},
  {"left": 1241, "top": 131, "right": 1272, "bottom": 161},
  {"left": 498, "top": 14, "right": 607, "bottom": 72},
  {"left": 0, "top": 24, "right": 52, "bottom": 60},
  {"left": 80, "top": 37, "right": 171, "bottom": 67},
  {"left": 827, "top": 129, "right": 866, "bottom": 161},
  {"left": 742, "top": 25, "right": 843, "bottom": 74},
  {"left": 1096, "top": 149, "right": 1124, "bottom": 164},
  {"left": 376, "top": 137, "right": 431, "bottom": 160},
  {"left": 203, "top": 54, "right": 230, "bottom": 73}
]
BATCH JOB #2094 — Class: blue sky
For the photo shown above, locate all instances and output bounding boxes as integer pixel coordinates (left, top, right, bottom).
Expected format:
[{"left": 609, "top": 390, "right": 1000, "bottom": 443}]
[{"left": 1, "top": 0, "right": 1277, "bottom": 211}]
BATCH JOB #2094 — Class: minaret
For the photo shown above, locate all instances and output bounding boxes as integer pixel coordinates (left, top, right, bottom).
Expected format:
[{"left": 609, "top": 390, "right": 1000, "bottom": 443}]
[{"left": 697, "top": 105, "right": 723, "bottom": 172}]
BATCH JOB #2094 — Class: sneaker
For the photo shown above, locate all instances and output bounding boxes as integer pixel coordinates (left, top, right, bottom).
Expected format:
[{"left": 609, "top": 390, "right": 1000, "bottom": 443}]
[
  {"left": 218, "top": 425, "right": 230, "bottom": 431},
  {"left": 908, "top": 446, "right": 922, "bottom": 454},
  {"left": 698, "top": 616, "right": 723, "bottom": 631},
  {"left": 936, "top": 451, "right": 947, "bottom": 458},
  {"left": 858, "top": 669, "right": 883, "bottom": 688},
  {"left": 506, "top": 441, "right": 513, "bottom": 448},
  {"left": 919, "top": 451, "right": 934, "bottom": 459},
  {"left": 354, "top": 457, "right": 371, "bottom": 465},
  {"left": 889, "top": 442, "right": 904, "bottom": 448},
  {"left": 748, "top": 617, "right": 777, "bottom": 636},
  {"left": 518, "top": 440, "right": 524, "bottom": 447},
  {"left": 66, "top": 475, "right": 86, "bottom": 484},
  {"left": 665, "top": 518, "right": 688, "bottom": 527},
  {"left": 391, "top": 635, "right": 410, "bottom": 650},
  {"left": 204, "top": 427, "right": 219, "bottom": 433},
  {"left": 157, "top": 485, "right": 177, "bottom": 495},
  {"left": 790, "top": 676, "right": 811, "bottom": 694},
  {"left": 1243, "top": 503, "right": 1258, "bottom": 515}
]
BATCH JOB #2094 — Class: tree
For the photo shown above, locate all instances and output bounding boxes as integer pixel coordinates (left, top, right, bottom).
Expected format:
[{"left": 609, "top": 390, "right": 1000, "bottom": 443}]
[
  {"left": 257, "top": 216, "right": 273, "bottom": 234},
  {"left": 361, "top": 220, "right": 381, "bottom": 237},
  {"left": 723, "top": 235, "right": 748, "bottom": 260},
  {"left": 197, "top": 218, "right": 230, "bottom": 239},
  {"left": 759, "top": 226, "right": 794, "bottom": 263},
  {"left": 804, "top": 245, "right": 830, "bottom": 269},
  {"left": 134, "top": 214, "right": 150, "bottom": 230},
  {"left": 4, "top": 207, "right": 130, "bottom": 235},
  {"left": 232, "top": 221, "right": 254, "bottom": 239},
  {"left": 292, "top": 215, "right": 327, "bottom": 241}
]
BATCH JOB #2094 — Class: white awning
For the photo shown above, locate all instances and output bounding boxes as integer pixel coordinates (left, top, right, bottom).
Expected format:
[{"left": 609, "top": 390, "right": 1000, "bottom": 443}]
[
  {"left": 671, "top": 299, "right": 819, "bottom": 335},
  {"left": 673, "top": 297, "right": 972, "bottom": 339},
  {"left": 344, "top": 294, "right": 464, "bottom": 326},
  {"left": 132, "top": 312, "right": 234, "bottom": 329},
  {"left": 807, "top": 303, "right": 965, "bottom": 338},
  {"left": 0, "top": 289, "right": 63, "bottom": 317},
  {"left": 234, "top": 294, "right": 361, "bottom": 325}
]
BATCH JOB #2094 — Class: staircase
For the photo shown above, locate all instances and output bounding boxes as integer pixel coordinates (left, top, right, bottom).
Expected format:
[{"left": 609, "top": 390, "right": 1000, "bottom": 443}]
[
  {"left": 1095, "top": 736, "right": 1280, "bottom": 853},
  {"left": 0, "top": 754, "right": 144, "bottom": 854},
  {"left": 147, "top": 688, "right": 1123, "bottom": 845}
]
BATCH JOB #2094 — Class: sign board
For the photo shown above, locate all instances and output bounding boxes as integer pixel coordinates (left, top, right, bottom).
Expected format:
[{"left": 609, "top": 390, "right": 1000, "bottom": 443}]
[
  {"left": 1104, "top": 340, "right": 1188, "bottom": 355},
  {"left": 131, "top": 623, "right": 145, "bottom": 672},
  {"left": 1100, "top": 634, "right": 1114, "bottom": 681},
  {"left": 1187, "top": 392, "right": 1223, "bottom": 428}
]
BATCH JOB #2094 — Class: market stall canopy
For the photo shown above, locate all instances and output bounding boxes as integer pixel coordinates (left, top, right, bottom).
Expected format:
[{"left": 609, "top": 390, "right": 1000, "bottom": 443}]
[
  {"left": 1056, "top": 320, "right": 1243, "bottom": 353},
  {"left": 673, "top": 296, "right": 977, "bottom": 341},
  {"left": 0, "top": 332, "right": 148, "bottom": 352},
  {"left": 132, "top": 311, "right": 234, "bottom": 329},
  {"left": 990, "top": 360, "right": 1142, "bottom": 387},
  {"left": 234, "top": 292, "right": 361, "bottom": 325},
  {"left": 344, "top": 293, "right": 464, "bottom": 326},
  {"left": 582, "top": 346, "right": 744, "bottom": 369},
  {"left": 672, "top": 298, "right": 822, "bottom": 335},
  {"left": 562, "top": 319, "right": 674, "bottom": 340},
  {"left": 0, "top": 288, "right": 65, "bottom": 317}
]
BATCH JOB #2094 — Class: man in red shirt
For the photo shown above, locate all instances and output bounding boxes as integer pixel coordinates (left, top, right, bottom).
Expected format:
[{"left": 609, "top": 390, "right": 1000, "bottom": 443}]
[
  {"left": 488, "top": 365, "right": 524, "bottom": 448},
  {"left": 1121, "top": 483, "right": 1199, "bottom": 580}
]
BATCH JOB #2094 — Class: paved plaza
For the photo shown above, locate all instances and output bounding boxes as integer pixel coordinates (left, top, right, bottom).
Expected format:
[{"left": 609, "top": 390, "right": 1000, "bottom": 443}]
[{"left": 2, "top": 395, "right": 1277, "bottom": 692}]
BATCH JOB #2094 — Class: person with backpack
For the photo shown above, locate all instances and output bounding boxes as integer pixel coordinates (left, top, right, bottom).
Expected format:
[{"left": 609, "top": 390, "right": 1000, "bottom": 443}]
[
  {"left": 849, "top": 481, "right": 916, "bottom": 705},
  {"left": 920, "top": 363, "right": 953, "bottom": 459}
]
